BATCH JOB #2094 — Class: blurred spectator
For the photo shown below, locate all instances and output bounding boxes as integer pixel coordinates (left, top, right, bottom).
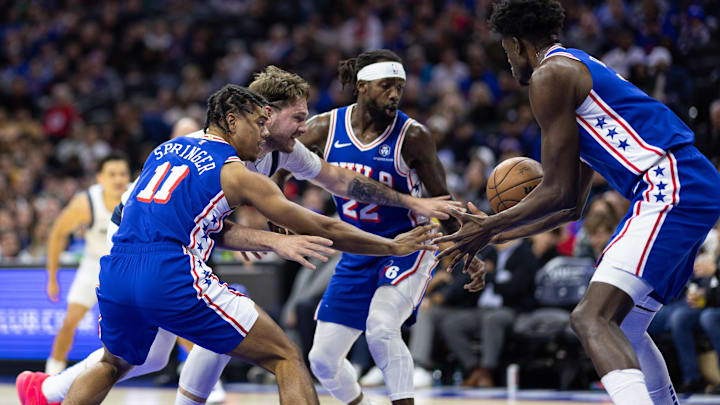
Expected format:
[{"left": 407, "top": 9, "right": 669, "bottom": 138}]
[
  {"left": 602, "top": 27, "right": 647, "bottom": 78},
  {"left": 439, "top": 239, "right": 538, "bottom": 387}
]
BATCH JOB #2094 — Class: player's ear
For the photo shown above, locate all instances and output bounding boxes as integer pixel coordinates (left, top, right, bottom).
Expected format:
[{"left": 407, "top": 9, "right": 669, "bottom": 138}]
[
  {"left": 226, "top": 112, "right": 237, "bottom": 133},
  {"left": 512, "top": 37, "right": 522, "bottom": 55},
  {"left": 356, "top": 80, "right": 367, "bottom": 94}
]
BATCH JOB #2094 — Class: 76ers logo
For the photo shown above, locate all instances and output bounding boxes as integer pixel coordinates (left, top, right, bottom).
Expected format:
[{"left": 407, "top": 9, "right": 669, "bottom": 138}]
[{"left": 379, "top": 144, "right": 391, "bottom": 157}]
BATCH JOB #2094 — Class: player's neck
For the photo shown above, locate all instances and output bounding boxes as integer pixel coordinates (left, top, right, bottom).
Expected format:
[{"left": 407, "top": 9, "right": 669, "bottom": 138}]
[
  {"left": 533, "top": 42, "right": 561, "bottom": 68},
  {"left": 101, "top": 189, "right": 121, "bottom": 210},
  {"left": 352, "top": 102, "right": 393, "bottom": 135},
  {"left": 205, "top": 126, "right": 229, "bottom": 142}
]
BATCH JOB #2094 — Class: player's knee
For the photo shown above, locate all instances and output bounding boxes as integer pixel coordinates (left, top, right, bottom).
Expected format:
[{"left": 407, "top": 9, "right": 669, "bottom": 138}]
[
  {"left": 365, "top": 311, "right": 399, "bottom": 344},
  {"left": 570, "top": 305, "right": 606, "bottom": 338},
  {"left": 308, "top": 345, "right": 337, "bottom": 379}
]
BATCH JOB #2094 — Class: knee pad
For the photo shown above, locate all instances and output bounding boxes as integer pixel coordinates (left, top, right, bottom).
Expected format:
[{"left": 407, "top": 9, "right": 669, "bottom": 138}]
[{"left": 308, "top": 345, "right": 338, "bottom": 380}]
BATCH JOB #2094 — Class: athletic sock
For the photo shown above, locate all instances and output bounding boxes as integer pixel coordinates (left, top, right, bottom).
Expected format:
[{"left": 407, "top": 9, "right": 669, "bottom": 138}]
[
  {"left": 42, "top": 349, "right": 103, "bottom": 402},
  {"left": 601, "top": 369, "right": 653, "bottom": 405}
]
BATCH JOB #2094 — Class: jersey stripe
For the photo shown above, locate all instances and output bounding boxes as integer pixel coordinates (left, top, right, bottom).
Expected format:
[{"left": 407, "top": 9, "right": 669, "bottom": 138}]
[
  {"left": 185, "top": 247, "right": 249, "bottom": 335},
  {"left": 323, "top": 109, "right": 338, "bottom": 159},
  {"left": 588, "top": 91, "right": 664, "bottom": 157},
  {"left": 577, "top": 115, "right": 641, "bottom": 174}
]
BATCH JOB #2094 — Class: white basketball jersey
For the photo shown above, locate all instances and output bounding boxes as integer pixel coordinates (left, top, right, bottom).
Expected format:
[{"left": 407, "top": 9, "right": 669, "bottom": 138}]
[{"left": 85, "top": 184, "right": 112, "bottom": 260}]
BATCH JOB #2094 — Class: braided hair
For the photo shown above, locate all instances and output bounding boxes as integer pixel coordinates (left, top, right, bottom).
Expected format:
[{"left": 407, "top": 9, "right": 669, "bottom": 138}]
[
  {"left": 204, "top": 84, "right": 274, "bottom": 134},
  {"left": 338, "top": 49, "right": 402, "bottom": 93},
  {"left": 489, "top": 0, "right": 565, "bottom": 46}
]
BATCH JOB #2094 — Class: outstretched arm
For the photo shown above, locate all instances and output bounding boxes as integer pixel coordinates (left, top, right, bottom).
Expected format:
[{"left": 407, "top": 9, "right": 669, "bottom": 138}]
[
  {"left": 221, "top": 162, "right": 437, "bottom": 257},
  {"left": 436, "top": 57, "right": 592, "bottom": 271},
  {"left": 310, "top": 160, "right": 462, "bottom": 220},
  {"left": 214, "top": 219, "right": 335, "bottom": 270}
]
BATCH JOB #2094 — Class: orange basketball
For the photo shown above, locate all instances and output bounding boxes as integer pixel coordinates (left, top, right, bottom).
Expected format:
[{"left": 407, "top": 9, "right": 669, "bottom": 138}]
[{"left": 486, "top": 157, "right": 543, "bottom": 213}]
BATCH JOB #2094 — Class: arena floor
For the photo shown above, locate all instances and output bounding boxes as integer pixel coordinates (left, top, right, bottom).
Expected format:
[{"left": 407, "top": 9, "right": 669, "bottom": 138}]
[{"left": 4, "top": 383, "right": 720, "bottom": 405}]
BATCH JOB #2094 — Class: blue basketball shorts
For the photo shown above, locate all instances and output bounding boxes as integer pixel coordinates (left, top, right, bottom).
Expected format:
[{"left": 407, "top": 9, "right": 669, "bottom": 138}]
[
  {"left": 315, "top": 249, "right": 438, "bottom": 331},
  {"left": 594, "top": 145, "right": 720, "bottom": 304},
  {"left": 97, "top": 243, "right": 258, "bottom": 365}
]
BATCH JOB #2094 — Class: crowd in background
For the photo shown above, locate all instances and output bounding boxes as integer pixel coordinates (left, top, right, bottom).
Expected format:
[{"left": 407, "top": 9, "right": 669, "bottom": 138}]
[{"left": 1, "top": 0, "right": 720, "bottom": 391}]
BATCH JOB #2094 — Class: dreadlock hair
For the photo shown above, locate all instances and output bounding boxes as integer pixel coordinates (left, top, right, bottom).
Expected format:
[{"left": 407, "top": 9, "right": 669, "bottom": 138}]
[
  {"left": 249, "top": 66, "right": 309, "bottom": 108},
  {"left": 204, "top": 84, "right": 273, "bottom": 134},
  {"left": 338, "top": 49, "right": 403, "bottom": 94},
  {"left": 489, "top": 0, "right": 565, "bottom": 47}
]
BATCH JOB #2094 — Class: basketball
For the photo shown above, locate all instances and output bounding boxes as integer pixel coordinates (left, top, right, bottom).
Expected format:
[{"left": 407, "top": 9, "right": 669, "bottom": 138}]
[{"left": 486, "top": 157, "right": 543, "bottom": 213}]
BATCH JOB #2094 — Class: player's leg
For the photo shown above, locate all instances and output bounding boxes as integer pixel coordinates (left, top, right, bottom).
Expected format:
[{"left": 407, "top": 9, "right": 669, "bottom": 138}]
[
  {"left": 227, "top": 304, "right": 319, "bottom": 405},
  {"left": 366, "top": 286, "right": 414, "bottom": 404},
  {"left": 63, "top": 346, "right": 134, "bottom": 405},
  {"left": 39, "top": 328, "right": 177, "bottom": 403},
  {"left": 621, "top": 295, "right": 680, "bottom": 404},
  {"left": 47, "top": 303, "right": 90, "bottom": 374},
  {"left": 176, "top": 344, "right": 230, "bottom": 405},
  {"left": 365, "top": 251, "right": 436, "bottom": 404},
  {"left": 570, "top": 276, "right": 653, "bottom": 404},
  {"left": 308, "top": 320, "right": 364, "bottom": 404}
]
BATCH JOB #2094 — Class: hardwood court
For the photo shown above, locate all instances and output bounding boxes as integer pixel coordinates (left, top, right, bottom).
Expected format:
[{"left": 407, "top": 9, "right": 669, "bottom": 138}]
[{"left": 4, "top": 383, "right": 720, "bottom": 405}]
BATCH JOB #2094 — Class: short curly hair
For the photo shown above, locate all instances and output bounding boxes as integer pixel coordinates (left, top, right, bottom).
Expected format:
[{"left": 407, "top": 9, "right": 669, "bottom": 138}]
[{"left": 489, "top": 0, "right": 565, "bottom": 45}]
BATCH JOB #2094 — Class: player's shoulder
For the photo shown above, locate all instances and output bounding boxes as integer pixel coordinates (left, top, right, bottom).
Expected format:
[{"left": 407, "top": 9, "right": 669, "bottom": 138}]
[
  {"left": 403, "top": 117, "right": 431, "bottom": 142},
  {"left": 533, "top": 56, "right": 588, "bottom": 89},
  {"left": 306, "top": 111, "right": 333, "bottom": 130}
]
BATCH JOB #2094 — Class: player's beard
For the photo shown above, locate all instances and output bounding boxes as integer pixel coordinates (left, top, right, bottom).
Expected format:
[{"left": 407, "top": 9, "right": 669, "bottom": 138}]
[{"left": 367, "top": 99, "right": 396, "bottom": 124}]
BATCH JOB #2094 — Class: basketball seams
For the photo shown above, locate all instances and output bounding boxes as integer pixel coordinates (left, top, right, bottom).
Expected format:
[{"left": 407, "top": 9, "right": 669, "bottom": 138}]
[
  {"left": 488, "top": 157, "right": 529, "bottom": 190},
  {"left": 494, "top": 175, "right": 543, "bottom": 195},
  {"left": 486, "top": 157, "right": 543, "bottom": 213}
]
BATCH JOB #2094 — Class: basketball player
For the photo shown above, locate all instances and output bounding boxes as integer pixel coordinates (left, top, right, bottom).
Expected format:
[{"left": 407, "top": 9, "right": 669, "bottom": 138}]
[
  {"left": 18, "top": 69, "right": 463, "bottom": 405},
  {"left": 45, "top": 153, "right": 130, "bottom": 375},
  {"left": 438, "top": 1, "right": 720, "bottom": 404},
  {"left": 301, "top": 50, "right": 481, "bottom": 405},
  {"left": 53, "top": 85, "right": 437, "bottom": 405}
]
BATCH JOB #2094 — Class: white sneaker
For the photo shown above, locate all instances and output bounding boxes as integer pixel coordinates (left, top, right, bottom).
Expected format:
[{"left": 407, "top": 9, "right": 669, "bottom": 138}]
[
  {"left": 359, "top": 366, "right": 384, "bottom": 386},
  {"left": 206, "top": 380, "right": 226, "bottom": 404},
  {"left": 414, "top": 367, "right": 433, "bottom": 388}
]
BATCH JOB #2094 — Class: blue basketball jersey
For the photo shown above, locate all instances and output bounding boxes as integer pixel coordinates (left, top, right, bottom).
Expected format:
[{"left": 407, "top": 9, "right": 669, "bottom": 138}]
[
  {"left": 545, "top": 45, "right": 695, "bottom": 199},
  {"left": 113, "top": 131, "right": 241, "bottom": 262},
  {"left": 324, "top": 104, "right": 425, "bottom": 241}
]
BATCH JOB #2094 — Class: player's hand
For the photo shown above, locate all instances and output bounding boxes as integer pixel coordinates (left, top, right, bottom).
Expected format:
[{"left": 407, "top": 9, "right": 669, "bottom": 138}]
[
  {"left": 407, "top": 195, "right": 465, "bottom": 220},
  {"left": 434, "top": 202, "right": 495, "bottom": 274},
  {"left": 391, "top": 223, "right": 441, "bottom": 256},
  {"left": 270, "top": 234, "right": 335, "bottom": 270},
  {"left": 47, "top": 277, "right": 60, "bottom": 302},
  {"left": 463, "top": 257, "right": 489, "bottom": 292}
]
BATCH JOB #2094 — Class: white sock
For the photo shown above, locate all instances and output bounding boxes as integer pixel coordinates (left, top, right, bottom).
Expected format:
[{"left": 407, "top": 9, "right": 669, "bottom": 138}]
[
  {"left": 175, "top": 391, "right": 204, "bottom": 405},
  {"left": 601, "top": 369, "right": 653, "bottom": 405},
  {"left": 42, "top": 328, "right": 177, "bottom": 403},
  {"left": 177, "top": 345, "right": 231, "bottom": 401},
  {"left": 309, "top": 320, "right": 363, "bottom": 403},
  {"left": 45, "top": 358, "right": 67, "bottom": 375},
  {"left": 366, "top": 286, "right": 414, "bottom": 401},
  {"left": 42, "top": 349, "right": 103, "bottom": 403}
]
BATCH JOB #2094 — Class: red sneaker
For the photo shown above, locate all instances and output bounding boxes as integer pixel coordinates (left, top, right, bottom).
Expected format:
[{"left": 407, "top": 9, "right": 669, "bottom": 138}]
[{"left": 15, "top": 371, "right": 59, "bottom": 405}]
